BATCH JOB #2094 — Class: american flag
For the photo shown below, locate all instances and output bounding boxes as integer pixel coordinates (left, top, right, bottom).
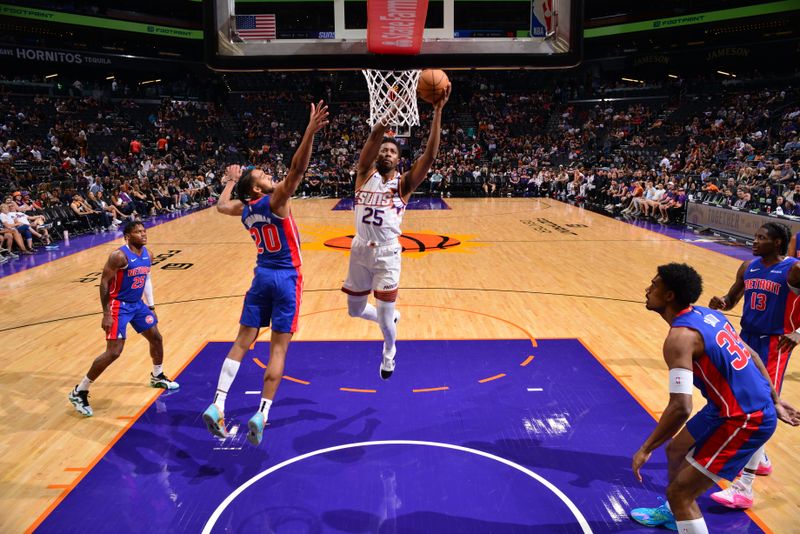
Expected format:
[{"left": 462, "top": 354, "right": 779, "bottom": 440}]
[{"left": 235, "top": 14, "right": 276, "bottom": 40}]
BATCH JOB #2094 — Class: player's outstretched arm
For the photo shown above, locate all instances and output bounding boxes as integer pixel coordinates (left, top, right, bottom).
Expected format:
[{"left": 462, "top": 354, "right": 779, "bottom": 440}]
[
  {"left": 400, "top": 84, "right": 451, "bottom": 201},
  {"left": 709, "top": 260, "right": 748, "bottom": 310},
  {"left": 99, "top": 250, "right": 127, "bottom": 332},
  {"left": 788, "top": 234, "right": 798, "bottom": 258},
  {"left": 272, "top": 101, "right": 329, "bottom": 209},
  {"left": 217, "top": 165, "right": 245, "bottom": 217},
  {"left": 356, "top": 105, "right": 398, "bottom": 185}
]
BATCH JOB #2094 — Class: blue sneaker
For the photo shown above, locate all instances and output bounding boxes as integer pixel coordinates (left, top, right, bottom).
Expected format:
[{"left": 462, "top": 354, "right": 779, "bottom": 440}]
[
  {"left": 202, "top": 404, "right": 228, "bottom": 438},
  {"left": 247, "top": 412, "right": 265, "bottom": 446},
  {"left": 630, "top": 501, "right": 677, "bottom": 531}
]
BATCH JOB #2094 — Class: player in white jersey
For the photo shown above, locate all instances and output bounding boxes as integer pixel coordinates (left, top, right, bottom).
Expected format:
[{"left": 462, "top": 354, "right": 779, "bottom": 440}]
[{"left": 342, "top": 83, "right": 451, "bottom": 379}]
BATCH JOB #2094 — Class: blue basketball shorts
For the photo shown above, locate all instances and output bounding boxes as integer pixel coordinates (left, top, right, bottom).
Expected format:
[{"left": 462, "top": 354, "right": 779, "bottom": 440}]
[
  {"left": 240, "top": 267, "right": 303, "bottom": 333},
  {"left": 106, "top": 299, "right": 157, "bottom": 340},
  {"left": 685, "top": 403, "right": 777, "bottom": 482}
]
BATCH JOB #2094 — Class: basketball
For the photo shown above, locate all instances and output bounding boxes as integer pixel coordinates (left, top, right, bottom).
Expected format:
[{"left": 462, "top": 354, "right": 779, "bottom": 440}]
[{"left": 417, "top": 69, "right": 450, "bottom": 103}]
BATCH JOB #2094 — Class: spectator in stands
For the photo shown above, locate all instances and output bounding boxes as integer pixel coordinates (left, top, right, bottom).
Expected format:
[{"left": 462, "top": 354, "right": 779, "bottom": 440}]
[{"left": 2, "top": 201, "right": 55, "bottom": 250}]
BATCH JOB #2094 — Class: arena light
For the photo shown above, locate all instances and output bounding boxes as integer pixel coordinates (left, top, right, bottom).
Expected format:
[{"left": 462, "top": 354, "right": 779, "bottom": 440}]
[
  {"left": 139, "top": 79, "right": 161, "bottom": 85},
  {"left": 106, "top": 75, "right": 115, "bottom": 80},
  {"left": 668, "top": 74, "right": 678, "bottom": 79},
  {"left": 716, "top": 70, "right": 734, "bottom": 77},
  {"left": 621, "top": 77, "right": 644, "bottom": 84},
  {"left": 44, "top": 73, "right": 58, "bottom": 79}
]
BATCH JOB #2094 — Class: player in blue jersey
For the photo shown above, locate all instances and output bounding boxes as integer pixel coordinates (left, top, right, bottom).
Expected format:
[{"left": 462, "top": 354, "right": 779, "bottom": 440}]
[
  {"left": 707, "top": 222, "right": 800, "bottom": 507},
  {"left": 202, "top": 101, "right": 328, "bottom": 446},
  {"left": 68, "top": 220, "right": 178, "bottom": 417},
  {"left": 629, "top": 263, "right": 799, "bottom": 533}
]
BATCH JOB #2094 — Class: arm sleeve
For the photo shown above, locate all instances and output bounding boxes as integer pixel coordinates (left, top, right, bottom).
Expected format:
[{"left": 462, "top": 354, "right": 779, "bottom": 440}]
[{"left": 143, "top": 274, "right": 155, "bottom": 307}]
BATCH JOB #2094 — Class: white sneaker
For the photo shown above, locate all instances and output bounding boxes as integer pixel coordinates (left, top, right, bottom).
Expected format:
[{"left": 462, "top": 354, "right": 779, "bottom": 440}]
[
  {"left": 380, "top": 355, "right": 396, "bottom": 380},
  {"left": 710, "top": 480, "right": 753, "bottom": 509}
]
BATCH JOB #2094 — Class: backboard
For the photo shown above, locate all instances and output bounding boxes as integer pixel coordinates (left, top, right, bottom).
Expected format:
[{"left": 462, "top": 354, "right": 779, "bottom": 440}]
[{"left": 204, "top": 0, "right": 582, "bottom": 71}]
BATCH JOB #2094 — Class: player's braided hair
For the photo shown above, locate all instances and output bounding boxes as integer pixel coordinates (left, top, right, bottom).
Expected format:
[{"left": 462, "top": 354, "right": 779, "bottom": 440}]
[
  {"left": 761, "top": 222, "right": 791, "bottom": 255},
  {"left": 657, "top": 263, "right": 703, "bottom": 309}
]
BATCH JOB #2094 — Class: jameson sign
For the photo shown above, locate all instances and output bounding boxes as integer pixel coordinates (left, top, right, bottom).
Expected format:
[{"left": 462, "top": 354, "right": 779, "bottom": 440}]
[
  {"left": 0, "top": 46, "right": 111, "bottom": 65},
  {"left": 686, "top": 202, "right": 800, "bottom": 240}
]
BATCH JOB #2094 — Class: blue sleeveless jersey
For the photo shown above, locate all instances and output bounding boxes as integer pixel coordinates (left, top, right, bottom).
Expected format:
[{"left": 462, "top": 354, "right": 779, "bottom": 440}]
[
  {"left": 673, "top": 306, "right": 772, "bottom": 417},
  {"left": 742, "top": 257, "right": 800, "bottom": 335},
  {"left": 109, "top": 245, "right": 151, "bottom": 303},
  {"left": 241, "top": 196, "right": 302, "bottom": 269}
]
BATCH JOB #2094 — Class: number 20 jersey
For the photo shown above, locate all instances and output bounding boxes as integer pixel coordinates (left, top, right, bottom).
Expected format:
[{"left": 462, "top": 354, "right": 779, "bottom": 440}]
[
  {"left": 742, "top": 257, "right": 800, "bottom": 335},
  {"left": 354, "top": 171, "right": 406, "bottom": 243},
  {"left": 241, "top": 196, "right": 302, "bottom": 269},
  {"left": 673, "top": 306, "right": 772, "bottom": 417}
]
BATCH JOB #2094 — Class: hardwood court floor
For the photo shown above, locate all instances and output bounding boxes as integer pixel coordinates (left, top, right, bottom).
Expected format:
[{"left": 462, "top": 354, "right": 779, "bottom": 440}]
[{"left": 1, "top": 198, "right": 797, "bottom": 533}]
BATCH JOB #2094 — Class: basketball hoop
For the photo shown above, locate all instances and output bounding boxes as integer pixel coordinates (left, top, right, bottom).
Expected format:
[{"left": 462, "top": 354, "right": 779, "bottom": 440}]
[{"left": 362, "top": 69, "right": 421, "bottom": 137}]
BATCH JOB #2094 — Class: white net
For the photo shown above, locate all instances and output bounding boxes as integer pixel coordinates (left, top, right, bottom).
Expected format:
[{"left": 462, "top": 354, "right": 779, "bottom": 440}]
[{"left": 362, "top": 69, "right": 421, "bottom": 136}]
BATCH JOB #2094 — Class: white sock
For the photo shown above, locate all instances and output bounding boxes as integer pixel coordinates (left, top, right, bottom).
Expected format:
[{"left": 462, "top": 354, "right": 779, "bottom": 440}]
[
  {"left": 676, "top": 518, "right": 708, "bottom": 534},
  {"left": 153, "top": 364, "right": 163, "bottom": 377},
  {"left": 258, "top": 397, "right": 272, "bottom": 420},
  {"left": 347, "top": 295, "right": 378, "bottom": 322},
  {"left": 739, "top": 445, "right": 765, "bottom": 488},
  {"left": 77, "top": 375, "right": 93, "bottom": 392},
  {"left": 213, "top": 358, "right": 241, "bottom": 413},
  {"left": 377, "top": 300, "right": 397, "bottom": 358}
]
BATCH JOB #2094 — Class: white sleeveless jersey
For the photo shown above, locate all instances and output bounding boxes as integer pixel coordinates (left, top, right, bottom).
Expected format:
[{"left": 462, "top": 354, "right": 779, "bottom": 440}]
[{"left": 354, "top": 171, "right": 406, "bottom": 242}]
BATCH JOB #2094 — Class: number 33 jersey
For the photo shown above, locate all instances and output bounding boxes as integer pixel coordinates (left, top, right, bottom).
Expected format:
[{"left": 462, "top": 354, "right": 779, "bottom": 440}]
[
  {"left": 354, "top": 171, "right": 406, "bottom": 243},
  {"left": 742, "top": 257, "right": 800, "bottom": 335},
  {"left": 673, "top": 306, "right": 773, "bottom": 417}
]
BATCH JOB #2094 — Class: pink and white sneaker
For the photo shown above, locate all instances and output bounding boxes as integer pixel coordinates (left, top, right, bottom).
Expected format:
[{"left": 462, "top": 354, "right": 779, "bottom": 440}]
[
  {"left": 710, "top": 481, "right": 754, "bottom": 509},
  {"left": 756, "top": 459, "right": 772, "bottom": 476}
]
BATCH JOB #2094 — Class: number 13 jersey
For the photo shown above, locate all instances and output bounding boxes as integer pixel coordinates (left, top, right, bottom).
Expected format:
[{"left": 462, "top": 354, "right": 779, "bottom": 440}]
[
  {"left": 742, "top": 257, "right": 800, "bottom": 335},
  {"left": 354, "top": 171, "right": 406, "bottom": 243}
]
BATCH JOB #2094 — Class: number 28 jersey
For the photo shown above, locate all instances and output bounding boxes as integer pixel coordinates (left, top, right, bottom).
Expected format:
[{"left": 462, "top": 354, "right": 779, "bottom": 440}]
[
  {"left": 354, "top": 171, "right": 406, "bottom": 243},
  {"left": 742, "top": 257, "right": 800, "bottom": 335},
  {"left": 673, "top": 306, "right": 772, "bottom": 417}
]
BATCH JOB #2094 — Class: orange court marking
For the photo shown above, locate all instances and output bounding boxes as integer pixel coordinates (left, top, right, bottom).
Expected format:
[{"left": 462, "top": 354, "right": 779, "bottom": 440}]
[
  {"left": 520, "top": 355, "right": 534, "bottom": 366},
  {"left": 412, "top": 386, "right": 449, "bottom": 393},
  {"left": 283, "top": 375, "right": 310, "bottom": 385},
  {"left": 24, "top": 341, "right": 209, "bottom": 534},
  {"left": 340, "top": 387, "right": 377, "bottom": 393},
  {"left": 577, "top": 338, "right": 773, "bottom": 534},
  {"left": 478, "top": 373, "right": 506, "bottom": 383},
  {"left": 63, "top": 467, "right": 85, "bottom": 472},
  {"left": 253, "top": 357, "right": 267, "bottom": 369}
]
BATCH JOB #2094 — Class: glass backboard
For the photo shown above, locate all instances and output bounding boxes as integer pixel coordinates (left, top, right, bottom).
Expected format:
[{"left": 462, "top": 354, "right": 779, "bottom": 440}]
[{"left": 204, "top": 0, "right": 582, "bottom": 71}]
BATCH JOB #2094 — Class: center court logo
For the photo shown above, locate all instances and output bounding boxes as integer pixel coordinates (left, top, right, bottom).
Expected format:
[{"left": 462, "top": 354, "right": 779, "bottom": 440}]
[{"left": 324, "top": 232, "right": 461, "bottom": 252}]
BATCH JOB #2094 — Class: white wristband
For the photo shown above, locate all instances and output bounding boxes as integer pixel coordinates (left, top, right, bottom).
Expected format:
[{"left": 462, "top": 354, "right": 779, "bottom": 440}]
[{"left": 669, "top": 368, "right": 693, "bottom": 395}]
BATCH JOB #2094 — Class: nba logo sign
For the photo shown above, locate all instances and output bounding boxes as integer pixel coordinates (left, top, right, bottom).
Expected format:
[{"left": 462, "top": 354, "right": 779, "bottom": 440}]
[{"left": 531, "top": 0, "right": 554, "bottom": 37}]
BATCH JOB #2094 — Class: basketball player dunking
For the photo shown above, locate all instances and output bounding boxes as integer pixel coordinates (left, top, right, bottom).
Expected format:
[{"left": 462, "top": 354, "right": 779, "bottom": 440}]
[{"left": 342, "top": 84, "right": 450, "bottom": 379}]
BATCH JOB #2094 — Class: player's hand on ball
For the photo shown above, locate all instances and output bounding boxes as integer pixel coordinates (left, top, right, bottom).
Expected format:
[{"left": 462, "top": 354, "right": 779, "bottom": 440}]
[{"left": 433, "top": 83, "right": 451, "bottom": 111}]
